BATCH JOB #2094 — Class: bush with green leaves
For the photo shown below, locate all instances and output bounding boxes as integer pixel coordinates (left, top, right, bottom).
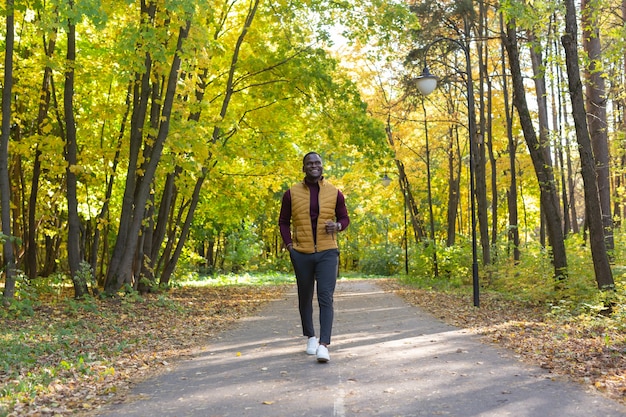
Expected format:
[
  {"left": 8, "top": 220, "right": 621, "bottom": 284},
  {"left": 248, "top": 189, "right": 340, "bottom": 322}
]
[
  {"left": 358, "top": 244, "right": 402, "bottom": 276},
  {"left": 223, "top": 225, "right": 263, "bottom": 273},
  {"left": 1, "top": 271, "right": 38, "bottom": 318}
]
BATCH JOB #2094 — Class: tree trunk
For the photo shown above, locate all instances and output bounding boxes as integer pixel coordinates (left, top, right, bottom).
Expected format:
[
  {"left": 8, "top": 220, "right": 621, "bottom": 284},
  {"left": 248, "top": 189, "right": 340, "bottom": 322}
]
[
  {"left": 556, "top": 141, "right": 571, "bottom": 234},
  {"left": 469, "top": 31, "right": 490, "bottom": 267},
  {"left": 64, "top": 4, "right": 88, "bottom": 298},
  {"left": 147, "top": 168, "right": 180, "bottom": 279},
  {"left": 549, "top": 32, "right": 572, "bottom": 235},
  {"left": 156, "top": 196, "right": 185, "bottom": 281},
  {"left": 504, "top": 19, "right": 568, "bottom": 280},
  {"left": 620, "top": 0, "right": 626, "bottom": 229},
  {"left": 446, "top": 125, "right": 461, "bottom": 247},
  {"left": 13, "top": 137, "right": 24, "bottom": 268},
  {"left": 581, "top": 0, "right": 614, "bottom": 252},
  {"left": 615, "top": 154, "right": 625, "bottom": 229},
  {"left": 105, "top": 13, "right": 191, "bottom": 294},
  {"left": 161, "top": 170, "right": 207, "bottom": 285},
  {"left": 27, "top": 32, "right": 57, "bottom": 280},
  {"left": 397, "top": 159, "right": 426, "bottom": 242},
  {"left": 486, "top": 78, "right": 498, "bottom": 252},
  {"left": 104, "top": 1, "right": 157, "bottom": 294},
  {"left": 475, "top": 1, "right": 494, "bottom": 266},
  {"left": 500, "top": 14, "right": 520, "bottom": 262},
  {"left": 561, "top": 0, "right": 614, "bottom": 288},
  {"left": 1, "top": 0, "right": 17, "bottom": 302},
  {"left": 529, "top": 35, "right": 561, "bottom": 238}
]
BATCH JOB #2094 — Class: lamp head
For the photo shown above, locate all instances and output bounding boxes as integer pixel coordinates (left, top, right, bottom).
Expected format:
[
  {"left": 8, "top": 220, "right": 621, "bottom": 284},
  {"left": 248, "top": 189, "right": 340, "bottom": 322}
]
[
  {"left": 415, "top": 66, "right": 438, "bottom": 96},
  {"left": 381, "top": 174, "right": 392, "bottom": 187}
]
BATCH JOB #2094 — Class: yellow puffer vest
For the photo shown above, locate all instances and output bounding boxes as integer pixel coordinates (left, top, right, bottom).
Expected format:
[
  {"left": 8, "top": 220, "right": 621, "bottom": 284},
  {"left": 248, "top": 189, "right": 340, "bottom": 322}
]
[{"left": 290, "top": 179, "right": 338, "bottom": 253}]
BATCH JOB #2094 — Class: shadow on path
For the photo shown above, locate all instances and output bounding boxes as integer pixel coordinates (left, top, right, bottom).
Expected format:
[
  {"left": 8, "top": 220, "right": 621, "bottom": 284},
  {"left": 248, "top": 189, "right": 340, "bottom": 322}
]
[{"left": 92, "top": 280, "right": 626, "bottom": 417}]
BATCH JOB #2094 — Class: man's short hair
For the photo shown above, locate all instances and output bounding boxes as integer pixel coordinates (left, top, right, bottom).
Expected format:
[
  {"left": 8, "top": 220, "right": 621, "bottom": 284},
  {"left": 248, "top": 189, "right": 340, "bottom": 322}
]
[{"left": 302, "top": 152, "right": 321, "bottom": 165}]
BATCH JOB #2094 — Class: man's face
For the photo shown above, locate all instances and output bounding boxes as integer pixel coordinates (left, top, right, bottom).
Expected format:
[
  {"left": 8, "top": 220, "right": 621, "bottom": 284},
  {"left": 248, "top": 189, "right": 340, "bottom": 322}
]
[{"left": 303, "top": 153, "right": 323, "bottom": 182}]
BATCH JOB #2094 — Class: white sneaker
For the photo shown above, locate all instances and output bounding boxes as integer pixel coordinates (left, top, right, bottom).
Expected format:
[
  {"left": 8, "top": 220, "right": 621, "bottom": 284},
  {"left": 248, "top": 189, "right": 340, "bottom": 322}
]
[
  {"left": 306, "top": 337, "right": 318, "bottom": 355},
  {"left": 316, "top": 345, "right": 330, "bottom": 362}
]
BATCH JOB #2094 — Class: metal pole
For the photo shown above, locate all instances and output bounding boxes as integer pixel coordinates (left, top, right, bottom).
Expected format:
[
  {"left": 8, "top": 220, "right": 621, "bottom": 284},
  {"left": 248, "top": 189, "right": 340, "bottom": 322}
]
[
  {"left": 416, "top": 37, "right": 480, "bottom": 307},
  {"left": 457, "top": 42, "right": 480, "bottom": 307},
  {"left": 404, "top": 189, "right": 409, "bottom": 274},
  {"left": 462, "top": 39, "right": 480, "bottom": 308}
]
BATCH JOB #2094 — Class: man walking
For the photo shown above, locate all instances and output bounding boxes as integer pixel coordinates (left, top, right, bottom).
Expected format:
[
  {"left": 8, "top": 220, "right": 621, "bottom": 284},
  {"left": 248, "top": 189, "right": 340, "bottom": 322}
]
[{"left": 278, "top": 152, "right": 350, "bottom": 362}]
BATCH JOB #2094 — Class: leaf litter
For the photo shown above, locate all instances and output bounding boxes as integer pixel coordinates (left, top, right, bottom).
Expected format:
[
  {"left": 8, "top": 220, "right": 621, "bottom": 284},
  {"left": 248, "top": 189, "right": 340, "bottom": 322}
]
[
  {"left": 379, "top": 279, "right": 626, "bottom": 406},
  {"left": 3, "top": 279, "right": 624, "bottom": 416},
  {"left": 1, "top": 285, "right": 289, "bottom": 417}
]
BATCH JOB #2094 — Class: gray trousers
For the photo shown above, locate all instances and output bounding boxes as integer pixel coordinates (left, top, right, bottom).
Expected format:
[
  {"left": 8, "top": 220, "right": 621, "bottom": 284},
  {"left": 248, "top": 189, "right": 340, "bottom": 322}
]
[{"left": 289, "top": 248, "right": 339, "bottom": 345}]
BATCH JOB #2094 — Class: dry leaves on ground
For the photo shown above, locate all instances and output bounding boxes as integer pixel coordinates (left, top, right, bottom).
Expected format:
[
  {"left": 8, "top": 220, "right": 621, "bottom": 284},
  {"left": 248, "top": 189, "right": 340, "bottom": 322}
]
[
  {"left": 2, "top": 285, "right": 289, "bottom": 417},
  {"left": 379, "top": 279, "right": 626, "bottom": 406},
  {"left": 5, "top": 279, "right": 625, "bottom": 416}
]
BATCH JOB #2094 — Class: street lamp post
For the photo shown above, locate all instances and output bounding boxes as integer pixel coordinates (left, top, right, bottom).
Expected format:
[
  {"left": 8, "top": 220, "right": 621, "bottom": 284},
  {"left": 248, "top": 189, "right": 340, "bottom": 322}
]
[
  {"left": 414, "top": 38, "right": 480, "bottom": 307},
  {"left": 381, "top": 173, "right": 392, "bottom": 187},
  {"left": 402, "top": 187, "right": 409, "bottom": 274}
]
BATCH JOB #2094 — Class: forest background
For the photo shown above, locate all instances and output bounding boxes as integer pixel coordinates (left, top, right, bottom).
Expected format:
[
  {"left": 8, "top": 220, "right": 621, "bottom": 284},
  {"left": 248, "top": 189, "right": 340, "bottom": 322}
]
[{"left": 1, "top": 0, "right": 626, "bottom": 414}]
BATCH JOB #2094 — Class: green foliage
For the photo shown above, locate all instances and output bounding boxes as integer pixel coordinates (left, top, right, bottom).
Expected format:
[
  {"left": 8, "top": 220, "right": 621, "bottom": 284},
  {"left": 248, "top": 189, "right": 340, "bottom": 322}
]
[
  {"left": 254, "top": 253, "right": 294, "bottom": 274},
  {"left": 1, "top": 272, "right": 39, "bottom": 318},
  {"left": 119, "top": 285, "right": 145, "bottom": 304},
  {"left": 398, "top": 231, "right": 626, "bottom": 328},
  {"left": 73, "top": 261, "right": 97, "bottom": 295},
  {"left": 486, "top": 240, "right": 560, "bottom": 301},
  {"left": 399, "top": 240, "right": 470, "bottom": 290},
  {"left": 0, "top": 232, "right": 21, "bottom": 246},
  {"left": 28, "top": 273, "right": 68, "bottom": 300},
  {"left": 358, "top": 244, "right": 402, "bottom": 276},
  {"left": 63, "top": 295, "right": 99, "bottom": 314},
  {"left": 0, "top": 297, "right": 35, "bottom": 319},
  {"left": 548, "top": 276, "right": 626, "bottom": 322},
  {"left": 223, "top": 224, "right": 264, "bottom": 273},
  {"left": 182, "top": 272, "right": 294, "bottom": 287}
]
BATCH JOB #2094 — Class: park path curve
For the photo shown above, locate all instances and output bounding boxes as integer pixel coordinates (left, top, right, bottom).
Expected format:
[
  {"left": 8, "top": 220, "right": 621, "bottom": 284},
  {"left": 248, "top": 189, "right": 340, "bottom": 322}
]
[{"left": 92, "top": 279, "right": 626, "bottom": 417}]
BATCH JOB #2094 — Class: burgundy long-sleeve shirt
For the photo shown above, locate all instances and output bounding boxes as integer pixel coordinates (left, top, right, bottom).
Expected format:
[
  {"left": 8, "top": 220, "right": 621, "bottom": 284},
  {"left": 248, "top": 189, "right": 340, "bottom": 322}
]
[{"left": 278, "top": 180, "right": 349, "bottom": 248}]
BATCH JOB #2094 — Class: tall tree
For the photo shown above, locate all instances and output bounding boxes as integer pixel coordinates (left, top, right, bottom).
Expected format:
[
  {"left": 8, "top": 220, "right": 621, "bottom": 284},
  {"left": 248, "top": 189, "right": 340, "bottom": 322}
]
[
  {"left": 1, "top": 0, "right": 17, "bottom": 301},
  {"left": 549, "top": 30, "right": 572, "bottom": 235},
  {"left": 561, "top": 0, "right": 614, "bottom": 288},
  {"left": 26, "top": 19, "right": 58, "bottom": 280},
  {"left": 529, "top": 33, "right": 558, "bottom": 239},
  {"left": 63, "top": 0, "right": 89, "bottom": 298},
  {"left": 158, "top": 0, "right": 262, "bottom": 286},
  {"left": 555, "top": 32, "right": 580, "bottom": 234},
  {"left": 477, "top": 0, "right": 497, "bottom": 262},
  {"left": 500, "top": 14, "right": 520, "bottom": 262},
  {"left": 104, "top": 7, "right": 192, "bottom": 294},
  {"left": 503, "top": 18, "right": 568, "bottom": 281},
  {"left": 445, "top": 122, "right": 461, "bottom": 248},
  {"left": 581, "top": 0, "right": 614, "bottom": 252}
]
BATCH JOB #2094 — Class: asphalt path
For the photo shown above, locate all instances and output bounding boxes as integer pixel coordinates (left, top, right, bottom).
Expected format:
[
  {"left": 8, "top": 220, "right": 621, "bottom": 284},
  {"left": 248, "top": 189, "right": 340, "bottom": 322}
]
[{"left": 92, "top": 279, "right": 626, "bottom": 417}]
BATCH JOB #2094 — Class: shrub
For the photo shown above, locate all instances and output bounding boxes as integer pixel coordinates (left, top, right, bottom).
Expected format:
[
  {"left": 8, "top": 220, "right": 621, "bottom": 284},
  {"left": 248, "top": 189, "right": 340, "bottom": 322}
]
[{"left": 358, "top": 245, "right": 401, "bottom": 276}]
